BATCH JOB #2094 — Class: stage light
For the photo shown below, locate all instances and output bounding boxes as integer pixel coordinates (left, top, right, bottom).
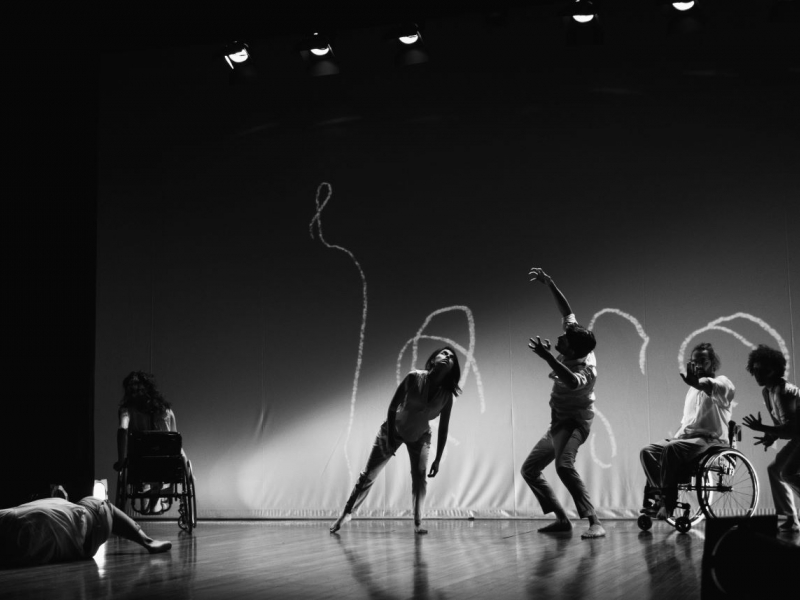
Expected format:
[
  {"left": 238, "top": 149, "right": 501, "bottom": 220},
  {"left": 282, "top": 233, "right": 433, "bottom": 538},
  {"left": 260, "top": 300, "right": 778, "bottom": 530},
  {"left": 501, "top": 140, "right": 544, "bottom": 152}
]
[
  {"left": 297, "top": 33, "right": 339, "bottom": 76},
  {"left": 93, "top": 479, "right": 108, "bottom": 501},
  {"left": 672, "top": 1, "right": 695, "bottom": 10},
  {"left": 572, "top": 0, "right": 598, "bottom": 23},
  {"left": 563, "top": 1, "right": 603, "bottom": 45},
  {"left": 223, "top": 41, "right": 250, "bottom": 70},
  {"left": 391, "top": 23, "right": 428, "bottom": 67}
]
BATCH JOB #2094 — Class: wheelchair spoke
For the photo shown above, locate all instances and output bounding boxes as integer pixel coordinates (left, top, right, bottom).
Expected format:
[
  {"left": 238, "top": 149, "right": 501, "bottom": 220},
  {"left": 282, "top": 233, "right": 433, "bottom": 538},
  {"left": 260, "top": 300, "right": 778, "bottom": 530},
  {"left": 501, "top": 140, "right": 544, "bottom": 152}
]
[{"left": 697, "top": 450, "right": 759, "bottom": 519}]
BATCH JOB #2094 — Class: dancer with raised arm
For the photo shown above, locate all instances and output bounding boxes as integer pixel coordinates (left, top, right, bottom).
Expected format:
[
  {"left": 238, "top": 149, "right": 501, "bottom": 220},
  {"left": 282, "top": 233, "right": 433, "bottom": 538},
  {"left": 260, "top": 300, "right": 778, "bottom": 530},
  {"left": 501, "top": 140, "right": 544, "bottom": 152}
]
[
  {"left": 743, "top": 344, "right": 800, "bottom": 532},
  {"left": 330, "top": 347, "right": 461, "bottom": 535},
  {"left": 522, "top": 268, "right": 605, "bottom": 539},
  {"left": 639, "top": 342, "right": 734, "bottom": 520}
]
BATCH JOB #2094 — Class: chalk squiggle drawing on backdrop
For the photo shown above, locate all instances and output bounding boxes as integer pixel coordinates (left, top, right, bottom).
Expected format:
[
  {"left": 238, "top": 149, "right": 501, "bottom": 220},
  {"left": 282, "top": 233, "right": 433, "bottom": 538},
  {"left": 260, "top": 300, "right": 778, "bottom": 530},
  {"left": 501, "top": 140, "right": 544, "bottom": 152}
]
[
  {"left": 585, "top": 308, "right": 650, "bottom": 469},
  {"left": 678, "top": 312, "right": 791, "bottom": 378},
  {"left": 395, "top": 305, "right": 486, "bottom": 447},
  {"left": 309, "top": 182, "right": 367, "bottom": 477},
  {"left": 588, "top": 308, "right": 650, "bottom": 375}
]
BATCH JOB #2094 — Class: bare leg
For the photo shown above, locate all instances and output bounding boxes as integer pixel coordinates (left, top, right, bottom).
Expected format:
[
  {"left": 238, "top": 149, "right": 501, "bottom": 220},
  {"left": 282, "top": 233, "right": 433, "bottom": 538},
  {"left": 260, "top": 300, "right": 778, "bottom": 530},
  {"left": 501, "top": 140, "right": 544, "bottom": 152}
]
[
  {"left": 778, "top": 513, "right": 800, "bottom": 532},
  {"left": 110, "top": 504, "right": 171, "bottom": 553},
  {"left": 330, "top": 423, "right": 398, "bottom": 534},
  {"left": 330, "top": 511, "right": 352, "bottom": 534},
  {"left": 407, "top": 433, "right": 431, "bottom": 535}
]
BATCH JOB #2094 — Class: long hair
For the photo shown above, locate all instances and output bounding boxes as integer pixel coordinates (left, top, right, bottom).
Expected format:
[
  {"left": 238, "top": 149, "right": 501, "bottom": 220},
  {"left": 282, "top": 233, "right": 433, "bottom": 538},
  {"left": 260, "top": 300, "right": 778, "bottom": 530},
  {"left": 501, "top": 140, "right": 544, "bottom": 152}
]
[
  {"left": 747, "top": 344, "right": 787, "bottom": 378},
  {"left": 120, "top": 371, "right": 171, "bottom": 416},
  {"left": 424, "top": 346, "right": 462, "bottom": 397}
]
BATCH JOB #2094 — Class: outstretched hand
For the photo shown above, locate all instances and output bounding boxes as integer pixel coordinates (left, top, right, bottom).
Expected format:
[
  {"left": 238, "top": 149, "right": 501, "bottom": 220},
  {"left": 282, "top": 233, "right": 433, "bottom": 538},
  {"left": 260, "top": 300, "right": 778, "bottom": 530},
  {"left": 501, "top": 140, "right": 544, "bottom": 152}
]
[
  {"left": 680, "top": 362, "right": 700, "bottom": 389},
  {"left": 529, "top": 267, "right": 552, "bottom": 285},
  {"left": 528, "top": 336, "right": 552, "bottom": 360},
  {"left": 753, "top": 435, "right": 775, "bottom": 451},
  {"left": 742, "top": 412, "right": 765, "bottom": 432}
]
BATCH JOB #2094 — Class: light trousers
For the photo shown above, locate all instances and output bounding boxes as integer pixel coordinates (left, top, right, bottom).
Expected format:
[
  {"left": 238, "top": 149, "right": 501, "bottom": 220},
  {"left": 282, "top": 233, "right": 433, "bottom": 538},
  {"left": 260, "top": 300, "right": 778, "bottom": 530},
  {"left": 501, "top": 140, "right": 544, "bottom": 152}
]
[{"left": 344, "top": 421, "right": 432, "bottom": 525}]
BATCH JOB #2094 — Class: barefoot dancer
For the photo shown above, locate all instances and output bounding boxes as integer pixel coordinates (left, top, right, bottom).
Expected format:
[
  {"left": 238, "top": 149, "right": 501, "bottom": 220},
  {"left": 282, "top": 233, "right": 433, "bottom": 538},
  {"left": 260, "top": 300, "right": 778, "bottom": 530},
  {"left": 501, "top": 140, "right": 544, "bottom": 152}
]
[
  {"left": 522, "top": 268, "right": 605, "bottom": 539},
  {"left": 330, "top": 347, "right": 461, "bottom": 535},
  {"left": 742, "top": 345, "right": 800, "bottom": 533},
  {"left": 0, "top": 495, "right": 171, "bottom": 566}
]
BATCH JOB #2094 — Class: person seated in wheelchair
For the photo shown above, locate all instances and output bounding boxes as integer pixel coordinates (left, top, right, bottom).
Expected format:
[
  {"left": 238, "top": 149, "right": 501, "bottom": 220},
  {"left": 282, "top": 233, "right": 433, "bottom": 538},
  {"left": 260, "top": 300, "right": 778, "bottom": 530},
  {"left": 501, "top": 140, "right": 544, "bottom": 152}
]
[
  {"left": 640, "top": 342, "right": 735, "bottom": 519},
  {"left": 742, "top": 344, "right": 800, "bottom": 532},
  {"left": 115, "top": 371, "right": 190, "bottom": 514},
  {"left": 0, "top": 489, "right": 170, "bottom": 567}
]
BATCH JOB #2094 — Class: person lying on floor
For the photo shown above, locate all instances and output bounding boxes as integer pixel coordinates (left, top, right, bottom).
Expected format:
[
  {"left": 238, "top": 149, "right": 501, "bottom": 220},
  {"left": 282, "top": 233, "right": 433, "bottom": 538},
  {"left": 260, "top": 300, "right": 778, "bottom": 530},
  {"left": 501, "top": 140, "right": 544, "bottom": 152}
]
[{"left": 0, "top": 495, "right": 171, "bottom": 567}]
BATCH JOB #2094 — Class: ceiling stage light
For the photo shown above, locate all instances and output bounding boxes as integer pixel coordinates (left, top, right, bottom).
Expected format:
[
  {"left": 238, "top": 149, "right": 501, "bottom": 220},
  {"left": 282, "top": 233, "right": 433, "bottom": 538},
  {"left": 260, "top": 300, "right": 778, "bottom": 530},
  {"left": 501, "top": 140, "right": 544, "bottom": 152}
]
[
  {"left": 297, "top": 33, "right": 339, "bottom": 76},
  {"left": 564, "top": 1, "right": 603, "bottom": 45},
  {"left": 571, "top": 0, "right": 598, "bottom": 23},
  {"left": 387, "top": 23, "right": 429, "bottom": 67},
  {"left": 224, "top": 41, "right": 250, "bottom": 70},
  {"left": 672, "top": 2, "right": 696, "bottom": 11}
]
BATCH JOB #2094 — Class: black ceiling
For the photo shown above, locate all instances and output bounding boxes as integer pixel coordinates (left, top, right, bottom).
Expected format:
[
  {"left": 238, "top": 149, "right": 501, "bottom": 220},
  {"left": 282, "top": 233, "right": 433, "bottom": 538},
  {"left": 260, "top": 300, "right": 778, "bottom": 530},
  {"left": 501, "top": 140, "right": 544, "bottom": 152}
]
[{"left": 88, "top": 0, "right": 799, "bottom": 53}]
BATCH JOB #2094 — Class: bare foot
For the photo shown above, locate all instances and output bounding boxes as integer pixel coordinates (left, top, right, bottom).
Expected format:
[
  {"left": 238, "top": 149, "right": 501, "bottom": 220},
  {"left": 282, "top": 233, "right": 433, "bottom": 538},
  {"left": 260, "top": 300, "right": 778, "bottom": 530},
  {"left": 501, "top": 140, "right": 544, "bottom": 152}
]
[
  {"left": 145, "top": 539, "right": 172, "bottom": 554},
  {"left": 330, "top": 512, "right": 351, "bottom": 534},
  {"left": 415, "top": 525, "right": 428, "bottom": 535},
  {"left": 581, "top": 523, "right": 606, "bottom": 539},
  {"left": 778, "top": 519, "right": 799, "bottom": 533},
  {"left": 538, "top": 520, "right": 573, "bottom": 533},
  {"left": 656, "top": 506, "right": 669, "bottom": 520}
]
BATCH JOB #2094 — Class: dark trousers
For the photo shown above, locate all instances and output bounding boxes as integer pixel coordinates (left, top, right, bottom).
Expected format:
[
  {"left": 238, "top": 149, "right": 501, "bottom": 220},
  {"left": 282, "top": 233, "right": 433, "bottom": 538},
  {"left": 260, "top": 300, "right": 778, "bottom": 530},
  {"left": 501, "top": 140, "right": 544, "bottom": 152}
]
[
  {"left": 769, "top": 435, "right": 800, "bottom": 517},
  {"left": 639, "top": 437, "right": 721, "bottom": 511},
  {"left": 520, "top": 421, "right": 595, "bottom": 518}
]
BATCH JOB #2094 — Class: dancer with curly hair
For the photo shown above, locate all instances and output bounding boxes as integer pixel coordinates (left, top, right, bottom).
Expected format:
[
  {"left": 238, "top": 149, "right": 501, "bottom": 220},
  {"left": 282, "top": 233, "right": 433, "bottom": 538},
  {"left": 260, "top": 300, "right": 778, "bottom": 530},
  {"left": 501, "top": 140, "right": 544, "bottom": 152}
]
[
  {"left": 743, "top": 344, "right": 800, "bottom": 532},
  {"left": 115, "top": 371, "right": 190, "bottom": 512}
]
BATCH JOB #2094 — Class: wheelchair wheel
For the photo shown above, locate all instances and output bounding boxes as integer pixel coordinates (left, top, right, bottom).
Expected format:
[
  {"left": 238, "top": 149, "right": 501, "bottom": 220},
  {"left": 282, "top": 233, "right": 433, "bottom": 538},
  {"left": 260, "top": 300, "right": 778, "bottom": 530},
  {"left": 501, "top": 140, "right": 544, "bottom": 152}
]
[
  {"left": 695, "top": 449, "right": 759, "bottom": 519},
  {"left": 666, "top": 485, "right": 704, "bottom": 530},
  {"left": 637, "top": 514, "right": 653, "bottom": 531},
  {"left": 178, "top": 462, "right": 197, "bottom": 533},
  {"left": 674, "top": 516, "right": 692, "bottom": 534},
  {"left": 186, "top": 464, "right": 197, "bottom": 530}
]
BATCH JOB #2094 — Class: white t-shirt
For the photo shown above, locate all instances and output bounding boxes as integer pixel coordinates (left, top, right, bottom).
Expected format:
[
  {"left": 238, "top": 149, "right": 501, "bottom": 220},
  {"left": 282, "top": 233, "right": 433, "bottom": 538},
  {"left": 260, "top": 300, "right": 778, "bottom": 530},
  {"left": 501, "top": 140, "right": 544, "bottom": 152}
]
[{"left": 675, "top": 375, "right": 735, "bottom": 443}]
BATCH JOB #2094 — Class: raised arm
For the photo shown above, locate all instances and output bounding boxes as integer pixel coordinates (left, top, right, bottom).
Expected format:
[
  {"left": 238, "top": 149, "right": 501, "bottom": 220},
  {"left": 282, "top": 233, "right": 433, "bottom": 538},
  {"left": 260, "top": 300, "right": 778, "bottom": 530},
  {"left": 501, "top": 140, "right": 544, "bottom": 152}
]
[
  {"left": 529, "top": 267, "right": 572, "bottom": 318},
  {"left": 529, "top": 336, "right": 581, "bottom": 389},
  {"left": 680, "top": 363, "right": 715, "bottom": 396}
]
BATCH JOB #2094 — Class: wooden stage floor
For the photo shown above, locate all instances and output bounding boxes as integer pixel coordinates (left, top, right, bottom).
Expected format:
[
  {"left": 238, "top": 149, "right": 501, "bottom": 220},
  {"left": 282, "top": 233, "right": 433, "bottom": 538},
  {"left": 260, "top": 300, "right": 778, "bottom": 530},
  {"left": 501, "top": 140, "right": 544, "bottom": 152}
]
[{"left": 2, "top": 519, "right": 798, "bottom": 600}]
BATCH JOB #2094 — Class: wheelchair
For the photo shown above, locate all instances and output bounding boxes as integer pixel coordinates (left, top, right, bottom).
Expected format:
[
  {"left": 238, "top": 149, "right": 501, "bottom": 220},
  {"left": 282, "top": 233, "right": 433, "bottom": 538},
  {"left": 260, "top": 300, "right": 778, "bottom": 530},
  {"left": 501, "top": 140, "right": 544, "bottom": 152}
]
[
  {"left": 115, "top": 430, "right": 197, "bottom": 533},
  {"left": 637, "top": 421, "right": 759, "bottom": 533}
]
